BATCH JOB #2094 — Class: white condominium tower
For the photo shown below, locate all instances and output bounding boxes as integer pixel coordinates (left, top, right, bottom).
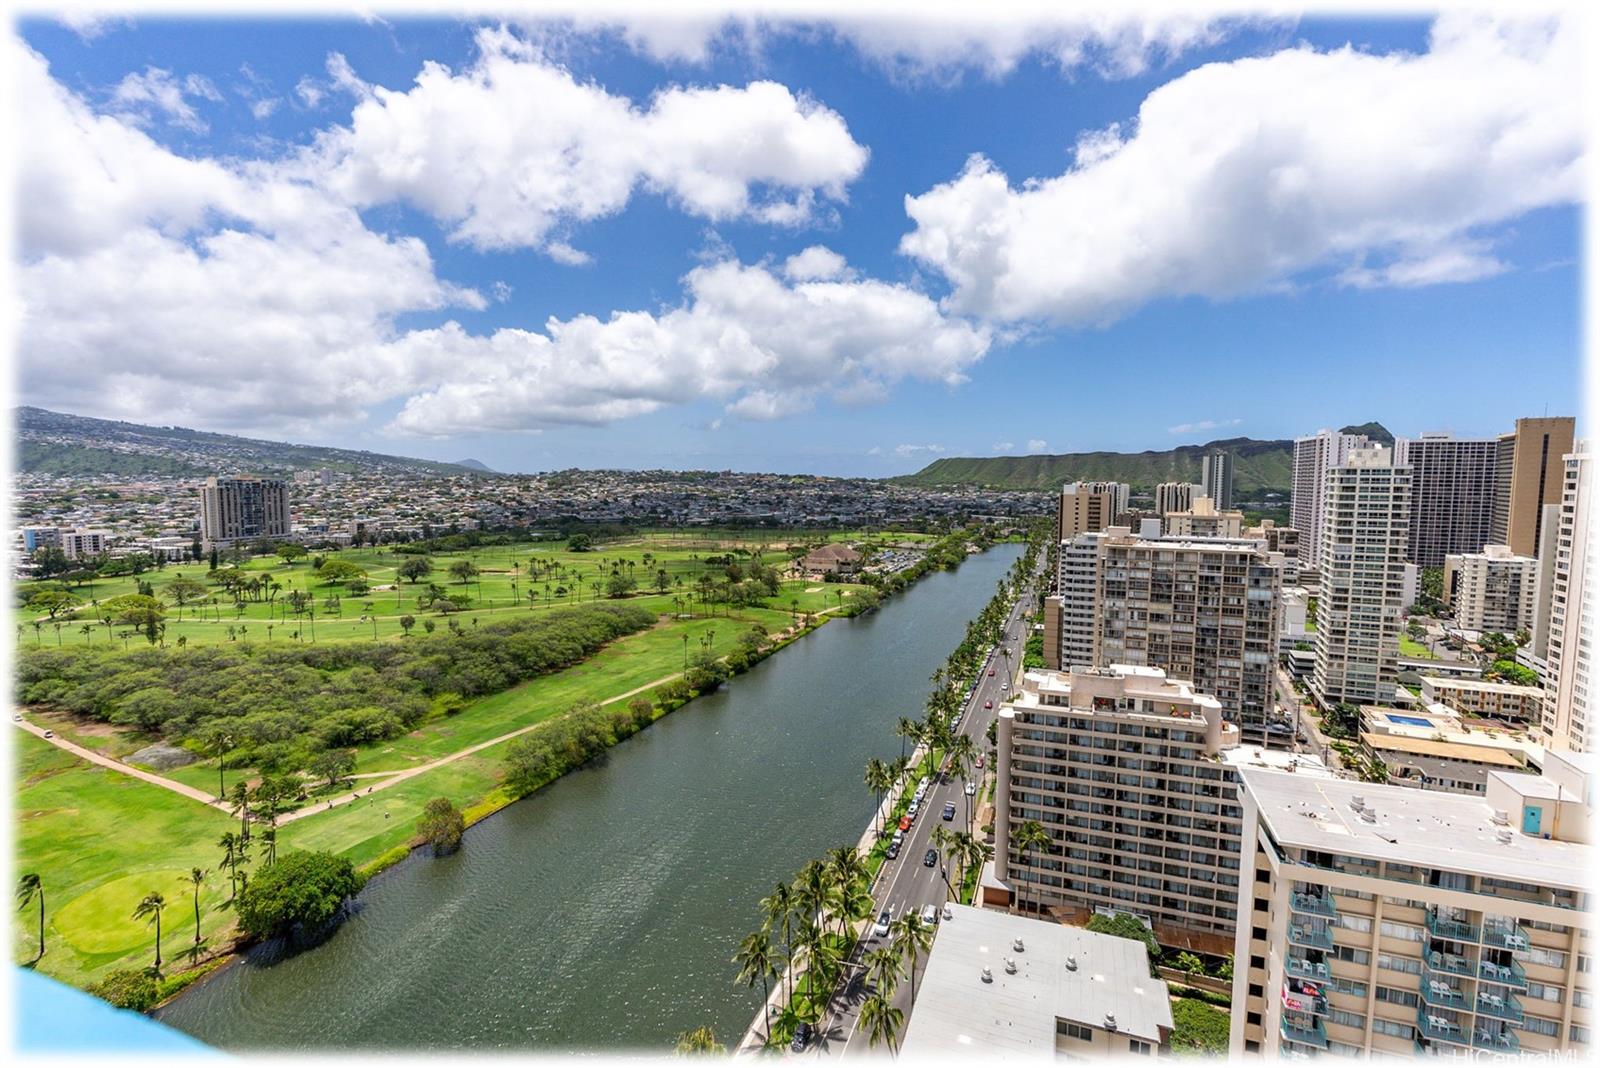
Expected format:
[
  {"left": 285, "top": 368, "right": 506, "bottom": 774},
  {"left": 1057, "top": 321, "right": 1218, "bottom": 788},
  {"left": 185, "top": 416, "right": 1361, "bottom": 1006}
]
[
  {"left": 1394, "top": 433, "right": 1499, "bottom": 568},
  {"left": 1544, "top": 446, "right": 1595, "bottom": 753},
  {"left": 1442, "top": 544, "right": 1538, "bottom": 635},
  {"left": 1202, "top": 450, "right": 1235, "bottom": 511},
  {"left": 1312, "top": 444, "right": 1411, "bottom": 708},
  {"left": 1229, "top": 752, "right": 1593, "bottom": 1058},
  {"left": 1292, "top": 429, "right": 1371, "bottom": 571},
  {"left": 1156, "top": 481, "right": 1200, "bottom": 516}
]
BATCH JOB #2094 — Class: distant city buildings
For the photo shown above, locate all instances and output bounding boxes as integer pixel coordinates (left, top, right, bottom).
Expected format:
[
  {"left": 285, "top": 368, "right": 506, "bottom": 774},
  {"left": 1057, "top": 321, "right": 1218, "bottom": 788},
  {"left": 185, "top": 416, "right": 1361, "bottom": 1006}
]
[
  {"left": 1544, "top": 445, "right": 1595, "bottom": 754},
  {"left": 1493, "top": 417, "right": 1575, "bottom": 557},
  {"left": 20, "top": 525, "right": 108, "bottom": 560},
  {"left": 1202, "top": 451, "right": 1235, "bottom": 511},
  {"left": 1419, "top": 676, "right": 1545, "bottom": 727},
  {"left": 1057, "top": 481, "right": 1127, "bottom": 541},
  {"left": 1394, "top": 433, "right": 1499, "bottom": 568},
  {"left": 197, "top": 476, "right": 291, "bottom": 550},
  {"left": 1155, "top": 480, "right": 1200, "bottom": 516},
  {"left": 1291, "top": 428, "right": 1371, "bottom": 572},
  {"left": 1312, "top": 444, "right": 1411, "bottom": 708},
  {"left": 1163, "top": 495, "right": 1244, "bottom": 538},
  {"left": 1443, "top": 544, "right": 1538, "bottom": 635}
]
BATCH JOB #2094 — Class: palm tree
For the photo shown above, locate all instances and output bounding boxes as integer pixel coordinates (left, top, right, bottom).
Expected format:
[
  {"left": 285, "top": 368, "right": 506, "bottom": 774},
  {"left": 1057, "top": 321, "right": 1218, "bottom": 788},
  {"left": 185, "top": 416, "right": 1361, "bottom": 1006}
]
[
  {"left": 1009, "top": 819, "right": 1051, "bottom": 916},
  {"left": 229, "top": 781, "right": 252, "bottom": 842},
  {"left": 864, "top": 758, "right": 893, "bottom": 834},
  {"left": 672, "top": 1025, "right": 724, "bottom": 1054},
  {"left": 864, "top": 944, "right": 903, "bottom": 1000},
  {"left": 218, "top": 832, "right": 246, "bottom": 900},
  {"left": 133, "top": 892, "right": 167, "bottom": 971},
  {"left": 891, "top": 911, "right": 935, "bottom": 1004},
  {"left": 16, "top": 874, "right": 45, "bottom": 961},
  {"left": 948, "top": 733, "right": 978, "bottom": 825},
  {"left": 894, "top": 717, "right": 920, "bottom": 765},
  {"left": 732, "top": 929, "right": 779, "bottom": 1043},
  {"left": 827, "top": 844, "right": 868, "bottom": 942},
  {"left": 929, "top": 825, "right": 960, "bottom": 900},
  {"left": 184, "top": 868, "right": 206, "bottom": 950},
  {"left": 761, "top": 882, "right": 797, "bottom": 1004},
  {"left": 858, "top": 991, "right": 904, "bottom": 1054}
]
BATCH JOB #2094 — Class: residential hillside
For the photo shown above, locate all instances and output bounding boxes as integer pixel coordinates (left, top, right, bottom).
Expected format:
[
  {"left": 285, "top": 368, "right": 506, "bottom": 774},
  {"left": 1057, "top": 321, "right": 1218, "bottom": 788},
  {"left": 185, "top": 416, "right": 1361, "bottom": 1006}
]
[{"left": 14, "top": 407, "right": 482, "bottom": 479}]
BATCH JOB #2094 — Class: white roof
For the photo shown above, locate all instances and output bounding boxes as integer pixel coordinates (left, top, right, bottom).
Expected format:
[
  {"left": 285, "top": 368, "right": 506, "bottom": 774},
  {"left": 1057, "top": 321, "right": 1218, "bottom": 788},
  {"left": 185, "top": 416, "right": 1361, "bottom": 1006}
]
[
  {"left": 1239, "top": 768, "right": 1592, "bottom": 891},
  {"left": 899, "top": 905, "right": 1172, "bottom": 1058}
]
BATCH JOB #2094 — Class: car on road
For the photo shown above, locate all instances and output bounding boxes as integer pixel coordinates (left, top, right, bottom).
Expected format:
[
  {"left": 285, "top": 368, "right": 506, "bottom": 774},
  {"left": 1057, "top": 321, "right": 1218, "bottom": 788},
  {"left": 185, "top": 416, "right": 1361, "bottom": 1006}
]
[
  {"left": 874, "top": 909, "right": 892, "bottom": 937},
  {"left": 920, "top": 904, "right": 939, "bottom": 925},
  {"left": 42, "top": 730, "right": 53, "bottom": 739},
  {"left": 892, "top": 829, "right": 904, "bottom": 846},
  {"left": 923, "top": 848, "right": 938, "bottom": 867},
  {"left": 976, "top": 755, "right": 985, "bottom": 769},
  {"left": 942, "top": 802, "right": 956, "bottom": 821},
  {"left": 908, "top": 801, "right": 920, "bottom": 816},
  {"left": 886, "top": 841, "right": 901, "bottom": 860},
  {"left": 792, "top": 1022, "right": 813, "bottom": 1052},
  {"left": 988, "top": 668, "right": 996, "bottom": 676},
  {"left": 983, "top": 700, "right": 992, "bottom": 709},
  {"left": 965, "top": 781, "right": 976, "bottom": 796}
]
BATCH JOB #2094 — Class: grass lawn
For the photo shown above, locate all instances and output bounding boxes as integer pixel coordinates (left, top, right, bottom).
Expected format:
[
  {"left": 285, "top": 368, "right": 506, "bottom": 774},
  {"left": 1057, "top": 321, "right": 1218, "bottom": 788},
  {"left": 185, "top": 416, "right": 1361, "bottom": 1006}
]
[
  {"left": 13, "top": 732, "right": 237, "bottom": 990},
  {"left": 1399, "top": 636, "right": 1436, "bottom": 659},
  {"left": 1169, "top": 996, "right": 1230, "bottom": 1054}
]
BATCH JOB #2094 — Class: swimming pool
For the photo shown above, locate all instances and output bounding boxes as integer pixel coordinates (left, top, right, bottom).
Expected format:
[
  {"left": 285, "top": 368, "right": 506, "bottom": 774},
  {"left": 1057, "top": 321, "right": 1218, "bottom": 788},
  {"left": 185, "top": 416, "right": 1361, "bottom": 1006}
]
[{"left": 1386, "top": 714, "right": 1434, "bottom": 727}]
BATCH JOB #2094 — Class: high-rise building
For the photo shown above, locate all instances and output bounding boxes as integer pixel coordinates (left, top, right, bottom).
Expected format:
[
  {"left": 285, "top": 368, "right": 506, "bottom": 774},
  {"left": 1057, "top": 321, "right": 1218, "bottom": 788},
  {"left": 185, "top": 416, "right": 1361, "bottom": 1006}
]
[
  {"left": 1544, "top": 447, "right": 1595, "bottom": 753},
  {"left": 1246, "top": 520, "right": 1301, "bottom": 585},
  {"left": 1529, "top": 502, "right": 1563, "bottom": 664},
  {"left": 1057, "top": 481, "right": 1127, "bottom": 541},
  {"left": 198, "top": 476, "right": 291, "bottom": 549},
  {"left": 58, "top": 528, "right": 109, "bottom": 560},
  {"left": 1045, "top": 531, "right": 1104, "bottom": 671},
  {"left": 1155, "top": 481, "right": 1200, "bottom": 516},
  {"left": 1492, "top": 417, "right": 1576, "bottom": 557},
  {"left": 1163, "top": 495, "right": 1245, "bottom": 538},
  {"left": 993, "top": 666, "right": 1327, "bottom": 948},
  {"left": 21, "top": 527, "right": 61, "bottom": 553},
  {"left": 1394, "top": 433, "right": 1499, "bottom": 567},
  {"left": 1442, "top": 544, "right": 1538, "bottom": 635},
  {"left": 1312, "top": 444, "right": 1411, "bottom": 707},
  {"left": 1229, "top": 753, "right": 1594, "bottom": 1058},
  {"left": 1291, "top": 429, "right": 1371, "bottom": 571},
  {"left": 1092, "top": 527, "right": 1284, "bottom": 743},
  {"left": 1202, "top": 451, "right": 1235, "bottom": 510}
]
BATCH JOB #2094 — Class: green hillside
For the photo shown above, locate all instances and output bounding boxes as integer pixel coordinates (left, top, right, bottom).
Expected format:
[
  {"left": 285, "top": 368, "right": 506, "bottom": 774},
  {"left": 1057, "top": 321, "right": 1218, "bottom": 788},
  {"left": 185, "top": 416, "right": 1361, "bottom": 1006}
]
[{"left": 894, "top": 433, "right": 1340, "bottom": 496}]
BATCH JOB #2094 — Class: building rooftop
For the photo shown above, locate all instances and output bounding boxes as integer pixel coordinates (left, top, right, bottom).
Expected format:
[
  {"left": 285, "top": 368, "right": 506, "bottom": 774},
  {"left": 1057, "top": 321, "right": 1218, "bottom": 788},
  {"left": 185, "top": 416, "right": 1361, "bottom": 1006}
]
[
  {"left": 1220, "top": 745, "right": 1331, "bottom": 775},
  {"left": 899, "top": 904, "right": 1173, "bottom": 1057},
  {"left": 1239, "top": 768, "right": 1593, "bottom": 891},
  {"left": 1359, "top": 731, "right": 1527, "bottom": 767}
]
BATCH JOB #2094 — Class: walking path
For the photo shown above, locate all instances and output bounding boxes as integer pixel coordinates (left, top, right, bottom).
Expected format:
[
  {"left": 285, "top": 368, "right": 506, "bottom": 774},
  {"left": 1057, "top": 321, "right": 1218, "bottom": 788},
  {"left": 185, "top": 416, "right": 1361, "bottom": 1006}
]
[{"left": 12, "top": 717, "right": 235, "bottom": 816}]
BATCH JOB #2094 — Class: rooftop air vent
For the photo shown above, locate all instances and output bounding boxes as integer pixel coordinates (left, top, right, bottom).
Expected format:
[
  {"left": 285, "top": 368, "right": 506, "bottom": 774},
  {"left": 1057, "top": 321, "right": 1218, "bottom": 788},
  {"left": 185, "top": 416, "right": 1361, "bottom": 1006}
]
[
  {"left": 1065, "top": 955, "right": 1078, "bottom": 971},
  {"left": 1496, "top": 829, "right": 1514, "bottom": 844},
  {"left": 1003, "top": 957, "right": 1017, "bottom": 975},
  {"left": 1492, "top": 809, "right": 1510, "bottom": 826},
  {"left": 981, "top": 965, "right": 993, "bottom": 983},
  {"left": 1013, "top": 937, "right": 1025, "bottom": 952},
  {"left": 1105, "top": 1013, "right": 1118, "bottom": 1032},
  {"left": 1351, "top": 795, "right": 1366, "bottom": 811},
  {"left": 1360, "top": 809, "right": 1377, "bottom": 823}
]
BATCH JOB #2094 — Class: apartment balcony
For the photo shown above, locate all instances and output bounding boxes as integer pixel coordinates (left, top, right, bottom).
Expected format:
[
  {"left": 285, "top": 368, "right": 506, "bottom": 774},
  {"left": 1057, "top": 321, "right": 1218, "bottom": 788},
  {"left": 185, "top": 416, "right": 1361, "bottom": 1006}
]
[
  {"left": 1477, "top": 958, "right": 1527, "bottom": 990},
  {"left": 1413, "top": 1009, "right": 1469, "bottom": 1047},
  {"left": 1280, "top": 1016, "right": 1328, "bottom": 1051},
  {"left": 1425, "top": 909, "right": 1478, "bottom": 943},
  {"left": 1283, "top": 985, "right": 1329, "bottom": 1018},
  {"left": 1481, "top": 922, "right": 1532, "bottom": 952},
  {"left": 1471, "top": 1028, "right": 1520, "bottom": 1054},
  {"left": 1285, "top": 956, "right": 1331, "bottom": 983},
  {"left": 1425, "top": 950, "right": 1475, "bottom": 979},
  {"left": 1474, "top": 990, "right": 1525, "bottom": 1026},
  {"left": 1288, "top": 922, "right": 1335, "bottom": 953},
  {"left": 1420, "top": 977, "right": 1468, "bottom": 1011},
  {"left": 1290, "top": 891, "right": 1339, "bottom": 920}
]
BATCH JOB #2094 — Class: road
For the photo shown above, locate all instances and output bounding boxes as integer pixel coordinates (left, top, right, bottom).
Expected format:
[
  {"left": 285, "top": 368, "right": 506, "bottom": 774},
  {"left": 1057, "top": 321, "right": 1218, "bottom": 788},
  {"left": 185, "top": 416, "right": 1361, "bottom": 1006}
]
[{"left": 804, "top": 563, "right": 1043, "bottom": 1058}]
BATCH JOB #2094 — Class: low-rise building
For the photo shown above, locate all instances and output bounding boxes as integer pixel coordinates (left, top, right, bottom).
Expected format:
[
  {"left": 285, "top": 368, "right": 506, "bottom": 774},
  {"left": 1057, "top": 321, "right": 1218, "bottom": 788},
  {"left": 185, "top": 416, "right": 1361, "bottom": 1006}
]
[
  {"left": 1163, "top": 495, "right": 1245, "bottom": 538},
  {"left": 899, "top": 903, "right": 1174, "bottom": 1059},
  {"left": 1421, "top": 676, "right": 1546, "bottom": 725},
  {"left": 1444, "top": 544, "right": 1538, "bottom": 635},
  {"left": 798, "top": 543, "right": 861, "bottom": 577}
]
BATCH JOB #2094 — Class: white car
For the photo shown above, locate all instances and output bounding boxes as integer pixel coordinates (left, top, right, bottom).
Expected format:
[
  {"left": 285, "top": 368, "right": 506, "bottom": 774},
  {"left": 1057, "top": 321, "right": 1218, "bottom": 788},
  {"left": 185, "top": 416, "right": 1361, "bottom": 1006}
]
[
  {"left": 919, "top": 904, "right": 939, "bottom": 925},
  {"left": 874, "top": 909, "right": 893, "bottom": 937},
  {"left": 892, "top": 829, "right": 904, "bottom": 846},
  {"left": 965, "top": 782, "right": 977, "bottom": 796}
]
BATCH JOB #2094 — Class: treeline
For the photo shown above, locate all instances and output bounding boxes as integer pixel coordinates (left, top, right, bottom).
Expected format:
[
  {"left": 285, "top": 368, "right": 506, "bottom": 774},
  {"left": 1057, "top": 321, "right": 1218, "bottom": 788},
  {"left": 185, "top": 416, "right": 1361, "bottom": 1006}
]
[
  {"left": 15, "top": 603, "right": 655, "bottom": 771},
  {"left": 856, "top": 524, "right": 1002, "bottom": 596}
]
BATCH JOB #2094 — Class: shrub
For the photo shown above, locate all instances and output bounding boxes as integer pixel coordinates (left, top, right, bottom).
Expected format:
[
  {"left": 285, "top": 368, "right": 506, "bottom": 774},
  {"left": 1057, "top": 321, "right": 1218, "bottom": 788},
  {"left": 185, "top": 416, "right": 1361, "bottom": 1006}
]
[
  {"left": 90, "top": 969, "right": 161, "bottom": 1011},
  {"left": 236, "top": 850, "right": 362, "bottom": 941},
  {"left": 417, "top": 797, "right": 465, "bottom": 856}
]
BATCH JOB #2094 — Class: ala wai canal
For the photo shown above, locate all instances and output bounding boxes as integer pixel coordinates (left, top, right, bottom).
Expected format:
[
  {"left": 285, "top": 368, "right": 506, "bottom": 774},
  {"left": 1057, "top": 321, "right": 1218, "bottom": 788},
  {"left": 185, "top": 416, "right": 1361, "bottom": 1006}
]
[{"left": 159, "top": 543, "right": 1023, "bottom": 1051}]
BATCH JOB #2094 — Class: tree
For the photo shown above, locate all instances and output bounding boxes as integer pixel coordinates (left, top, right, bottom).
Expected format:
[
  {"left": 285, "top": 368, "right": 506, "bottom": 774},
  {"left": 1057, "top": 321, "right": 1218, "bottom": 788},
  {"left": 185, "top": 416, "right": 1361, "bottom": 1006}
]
[
  {"left": 1486, "top": 659, "right": 1539, "bottom": 686},
  {"left": 17, "top": 873, "right": 45, "bottom": 961},
  {"left": 133, "top": 892, "right": 167, "bottom": 971},
  {"left": 448, "top": 559, "right": 480, "bottom": 586},
  {"left": 1174, "top": 950, "right": 1204, "bottom": 974},
  {"left": 164, "top": 575, "right": 209, "bottom": 620},
  {"left": 864, "top": 944, "right": 903, "bottom": 1001},
  {"left": 89, "top": 969, "right": 161, "bottom": 1011},
  {"left": 417, "top": 797, "right": 465, "bottom": 856},
  {"left": 858, "top": 991, "right": 903, "bottom": 1054},
  {"left": 184, "top": 868, "right": 207, "bottom": 952},
  {"left": 234, "top": 850, "right": 361, "bottom": 941},
  {"left": 310, "top": 748, "right": 357, "bottom": 789},
  {"left": 672, "top": 1026, "right": 724, "bottom": 1054},
  {"left": 567, "top": 533, "right": 593, "bottom": 552},
  {"left": 397, "top": 556, "right": 435, "bottom": 584},
  {"left": 25, "top": 588, "right": 80, "bottom": 621},
  {"left": 399, "top": 614, "right": 416, "bottom": 636},
  {"left": 316, "top": 560, "right": 368, "bottom": 588},
  {"left": 606, "top": 571, "right": 637, "bottom": 598},
  {"left": 218, "top": 833, "right": 245, "bottom": 900},
  {"left": 891, "top": 911, "right": 935, "bottom": 1003},
  {"left": 732, "top": 929, "right": 778, "bottom": 1043},
  {"left": 1085, "top": 912, "right": 1159, "bottom": 974},
  {"left": 275, "top": 543, "right": 307, "bottom": 566},
  {"left": 1009, "top": 820, "right": 1051, "bottom": 915}
]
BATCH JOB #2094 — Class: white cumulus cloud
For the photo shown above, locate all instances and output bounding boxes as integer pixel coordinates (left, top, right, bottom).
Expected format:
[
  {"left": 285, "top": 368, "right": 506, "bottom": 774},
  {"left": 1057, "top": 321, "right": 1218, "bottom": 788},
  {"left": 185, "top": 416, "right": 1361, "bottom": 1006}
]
[
  {"left": 1168, "top": 418, "right": 1243, "bottom": 436},
  {"left": 900, "top": 12, "right": 1583, "bottom": 325}
]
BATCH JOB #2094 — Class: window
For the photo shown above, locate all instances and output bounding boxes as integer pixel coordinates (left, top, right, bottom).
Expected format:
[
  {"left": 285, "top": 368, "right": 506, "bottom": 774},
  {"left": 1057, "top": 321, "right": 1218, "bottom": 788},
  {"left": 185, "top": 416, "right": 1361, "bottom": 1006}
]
[
  {"left": 1340, "top": 915, "right": 1373, "bottom": 933},
  {"left": 1128, "top": 1039, "right": 1151, "bottom": 1055},
  {"left": 1374, "top": 986, "right": 1418, "bottom": 1008},
  {"left": 1572, "top": 1025, "right": 1589, "bottom": 1045},
  {"left": 1252, "top": 926, "right": 1267, "bottom": 940},
  {"left": 1248, "top": 984, "right": 1263, "bottom": 998},
  {"left": 1378, "top": 953, "right": 1421, "bottom": 975},
  {"left": 1521, "top": 1016, "right": 1560, "bottom": 1038},
  {"left": 1372, "top": 1019, "right": 1414, "bottom": 1040},
  {"left": 1331, "top": 1009, "right": 1366, "bottom": 1030},
  {"left": 1518, "top": 946, "right": 1568, "bottom": 969},
  {"left": 1250, "top": 955, "right": 1265, "bottom": 970},
  {"left": 1379, "top": 921, "right": 1422, "bottom": 942},
  {"left": 1248, "top": 1012, "right": 1262, "bottom": 1026},
  {"left": 1526, "top": 982, "right": 1563, "bottom": 1004},
  {"left": 1057, "top": 1021, "right": 1093, "bottom": 1041}
]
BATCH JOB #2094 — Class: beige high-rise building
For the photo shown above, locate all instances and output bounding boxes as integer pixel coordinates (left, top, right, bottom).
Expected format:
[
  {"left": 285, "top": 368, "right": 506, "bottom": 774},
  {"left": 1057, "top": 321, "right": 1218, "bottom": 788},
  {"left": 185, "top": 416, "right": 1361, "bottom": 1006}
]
[
  {"left": 198, "top": 476, "right": 291, "bottom": 549},
  {"left": 1443, "top": 544, "right": 1538, "bottom": 635},
  {"left": 1045, "top": 530, "right": 1104, "bottom": 671},
  {"left": 1394, "top": 433, "right": 1499, "bottom": 568},
  {"left": 1155, "top": 481, "right": 1201, "bottom": 516},
  {"left": 1313, "top": 444, "right": 1411, "bottom": 708},
  {"left": 1229, "top": 752, "right": 1593, "bottom": 1058},
  {"left": 1492, "top": 417, "right": 1575, "bottom": 557},
  {"left": 1164, "top": 495, "right": 1245, "bottom": 538},
  {"left": 1292, "top": 429, "right": 1371, "bottom": 571},
  {"left": 1092, "top": 527, "right": 1284, "bottom": 744},
  {"left": 1058, "top": 481, "right": 1126, "bottom": 541},
  {"left": 993, "top": 666, "right": 1328, "bottom": 950},
  {"left": 1544, "top": 447, "right": 1595, "bottom": 753},
  {"left": 1246, "top": 520, "right": 1301, "bottom": 585}
]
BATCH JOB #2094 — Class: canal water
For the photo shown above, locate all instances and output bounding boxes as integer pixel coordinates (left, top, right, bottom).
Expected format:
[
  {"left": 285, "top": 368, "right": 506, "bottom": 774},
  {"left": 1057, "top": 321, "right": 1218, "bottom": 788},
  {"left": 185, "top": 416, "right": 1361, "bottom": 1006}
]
[{"left": 159, "top": 544, "right": 1023, "bottom": 1051}]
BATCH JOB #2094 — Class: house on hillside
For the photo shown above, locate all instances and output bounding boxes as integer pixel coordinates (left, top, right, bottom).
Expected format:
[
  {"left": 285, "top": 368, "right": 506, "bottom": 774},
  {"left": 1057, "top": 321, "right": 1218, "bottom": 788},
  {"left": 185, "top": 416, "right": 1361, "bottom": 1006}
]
[{"left": 800, "top": 543, "right": 862, "bottom": 577}]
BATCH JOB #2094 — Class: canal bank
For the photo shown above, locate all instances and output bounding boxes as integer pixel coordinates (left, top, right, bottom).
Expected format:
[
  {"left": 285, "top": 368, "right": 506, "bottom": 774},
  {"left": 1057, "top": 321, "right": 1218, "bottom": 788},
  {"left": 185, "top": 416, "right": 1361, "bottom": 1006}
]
[{"left": 158, "top": 543, "right": 1024, "bottom": 1052}]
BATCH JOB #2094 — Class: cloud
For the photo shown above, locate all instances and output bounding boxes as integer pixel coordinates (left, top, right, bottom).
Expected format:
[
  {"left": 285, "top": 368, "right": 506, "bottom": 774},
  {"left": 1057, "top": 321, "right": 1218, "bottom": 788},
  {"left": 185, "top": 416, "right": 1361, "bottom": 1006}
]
[
  {"left": 294, "top": 75, "right": 326, "bottom": 109},
  {"left": 385, "top": 256, "right": 990, "bottom": 435},
  {"left": 892, "top": 444, "right": 946, "bottom": 458},
  {"left": 57, "top": 12, "right": 128, "bottom": 40},
  {"left": 1168, "top": 418, "right": 1242, "bottom": 435},
  {"left": 900, "top": 12, "right": 1582, "bottom": 325},
  {"left": 992, "top": 441, "right": 1015, "bottom": 452},
  {"left": 250, "top": 98, "right": 281, "bottom": 120},
  {"left": 1026, "top": 439, "right": 1048, "bottom": 452},
  {"left": 783, "top": 245, "right": 851, "bottom": 282},
  {"left": 108, "top": 66, "right": 216, "bottom": 132},
  {"left": 301, "top": 26, "right": 869, "bottom": 257}
]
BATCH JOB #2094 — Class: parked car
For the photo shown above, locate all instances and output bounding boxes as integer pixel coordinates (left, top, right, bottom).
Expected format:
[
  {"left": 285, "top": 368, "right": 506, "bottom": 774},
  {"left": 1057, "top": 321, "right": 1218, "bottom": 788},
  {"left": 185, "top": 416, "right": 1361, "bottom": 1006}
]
[
  {"left": 892, "top": 829, "right": 904, "bottom": 845},
  {"left": 898, "top": 816, "right": 912, "bottom": 832},
  {"left": 965, "top": 781, "right": 976, "bottom": 796},
  {"left": 874, "top": 909, "right": 892, "bottom": 937},
  {"left": 792, "top": 1022, "right": 813, "bottom": 1053},
  {"left": 886, "top": 841, "right": 901, "bottom": 860},
  {"left": 923, "top": 848, "right": 938, "bottom": 867},
  {"left": 942, "top": 802, "right": 956, "bottom": 821},
  {"left": 920, "top": 904, "right": 939, "bottom": 925}
]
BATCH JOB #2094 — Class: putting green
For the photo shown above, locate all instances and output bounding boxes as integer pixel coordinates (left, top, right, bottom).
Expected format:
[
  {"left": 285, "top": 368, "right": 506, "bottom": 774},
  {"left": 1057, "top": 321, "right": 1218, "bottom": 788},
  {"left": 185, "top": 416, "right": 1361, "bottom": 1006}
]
[{"left": 55, "top": 869, "right": 191, "bottom": 955}]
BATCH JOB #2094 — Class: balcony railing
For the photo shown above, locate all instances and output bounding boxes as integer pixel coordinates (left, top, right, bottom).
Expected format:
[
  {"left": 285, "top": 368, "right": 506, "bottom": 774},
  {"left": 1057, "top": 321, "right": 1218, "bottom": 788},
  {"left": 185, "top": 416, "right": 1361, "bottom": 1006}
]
[
  {"left": 1425, "top": 951, "right": 1475, "bottom": 978},
  {"left": 1477, "top": 958, "right": 1527, "bottom": 990},
  {"left": 1481, "top": 922, "right": 1532, "bottom": 952},
  {"left": 1288, "top": 923, "right": 1335, "bottom": 952},
  {"left": 1280, "top": 1017, "right": 1329, "bottom": 1050},
  {"left": 1425, "top": 909, "right": 1478, "bottom": 943},
  {"left": 1472, "top": 1028, "right": 1520, "bottom": 1053},
  {"left": 1413, "top": 1009, "right": 1469, "bottom": 1046},
  {"left": 1285, "top": 956, "right": 1331, "bottom": 983},
  {"left": 1290, "top": 891, "right": 1339, "bottom": 920},
  {"left": 1420, "top": 978, "right": 1468, "bottom": 1011},
  {"left": 1283, "top": 986, "right": 1329, "bottom": 1017},
  {"left": 1474, "top": 990, "right": 1525, "bottom": 1026}
]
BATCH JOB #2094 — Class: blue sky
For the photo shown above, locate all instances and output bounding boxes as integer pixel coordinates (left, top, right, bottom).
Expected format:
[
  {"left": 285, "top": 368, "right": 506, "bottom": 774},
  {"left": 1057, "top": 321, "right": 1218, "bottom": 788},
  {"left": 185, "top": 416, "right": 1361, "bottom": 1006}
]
[{"left": 14, "top": 10, "right": 1584, "bottom": 475}]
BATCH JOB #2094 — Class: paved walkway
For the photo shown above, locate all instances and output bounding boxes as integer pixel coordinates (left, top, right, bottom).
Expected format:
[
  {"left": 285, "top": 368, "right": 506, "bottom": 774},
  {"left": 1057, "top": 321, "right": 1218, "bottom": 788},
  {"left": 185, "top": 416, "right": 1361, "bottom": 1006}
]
[{"left": 12, "top": 717, "right": 235, "bottom": 815}]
